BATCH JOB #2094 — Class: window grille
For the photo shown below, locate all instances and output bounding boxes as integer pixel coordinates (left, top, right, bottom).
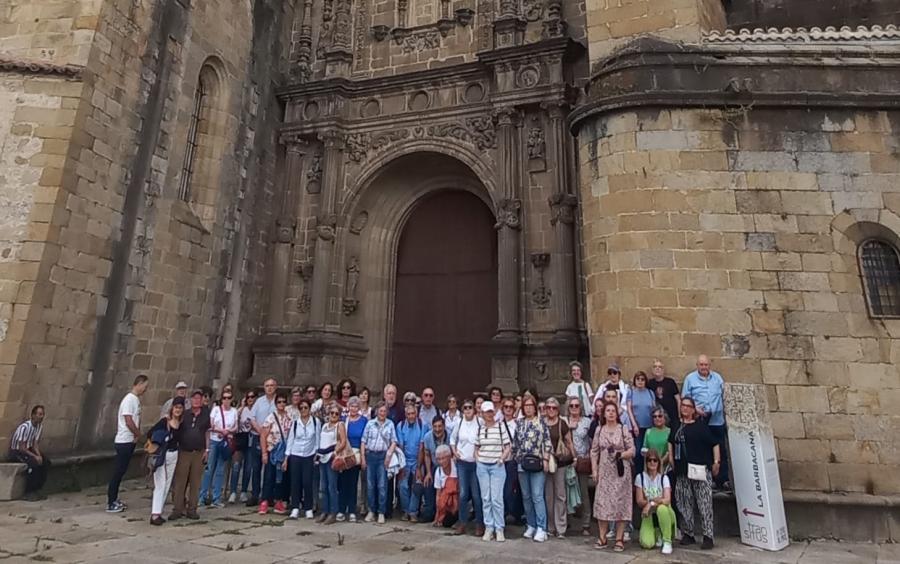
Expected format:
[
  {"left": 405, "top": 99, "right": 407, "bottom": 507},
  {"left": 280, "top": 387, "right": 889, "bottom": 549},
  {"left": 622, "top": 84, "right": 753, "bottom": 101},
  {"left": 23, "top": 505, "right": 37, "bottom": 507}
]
[
  {"left": 860, "top": 239, "right": 900, "bottom": 318},
  {"left": 178, "top": 80, "right": 207, "bottom": 202}
]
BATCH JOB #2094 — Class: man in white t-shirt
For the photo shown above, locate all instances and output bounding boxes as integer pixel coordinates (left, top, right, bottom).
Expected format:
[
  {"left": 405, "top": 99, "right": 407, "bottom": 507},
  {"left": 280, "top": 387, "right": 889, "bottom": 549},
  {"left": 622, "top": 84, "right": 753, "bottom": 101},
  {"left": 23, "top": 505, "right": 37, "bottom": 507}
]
[
  {"left": 106, "top": 374, "right": 149, "bottom": 513},
  {"left": 432, "top": 444, "right": 458, "bottom": 528}
]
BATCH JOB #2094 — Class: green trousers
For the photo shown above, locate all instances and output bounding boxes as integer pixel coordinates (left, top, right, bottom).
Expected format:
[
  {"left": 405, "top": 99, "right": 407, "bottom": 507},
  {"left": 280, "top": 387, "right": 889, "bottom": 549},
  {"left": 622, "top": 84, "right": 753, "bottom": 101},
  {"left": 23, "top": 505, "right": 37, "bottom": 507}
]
[{"left": 639, "top": 504, "right": 677, "bottom": 549}]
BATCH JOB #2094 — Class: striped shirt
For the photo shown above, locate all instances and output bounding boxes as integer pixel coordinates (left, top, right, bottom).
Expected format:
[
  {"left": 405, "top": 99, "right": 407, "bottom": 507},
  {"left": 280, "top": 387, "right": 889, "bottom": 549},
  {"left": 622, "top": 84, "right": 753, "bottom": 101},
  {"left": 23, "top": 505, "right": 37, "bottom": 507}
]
[
  {"left": 361, "top": 418, "right": 397, "bottom": 452},
  {"left": 475, "top": 423, "right": 509, "bottom": 464},
  {"left": 10, "top": 420, "right": 41, "bottom": 452}
]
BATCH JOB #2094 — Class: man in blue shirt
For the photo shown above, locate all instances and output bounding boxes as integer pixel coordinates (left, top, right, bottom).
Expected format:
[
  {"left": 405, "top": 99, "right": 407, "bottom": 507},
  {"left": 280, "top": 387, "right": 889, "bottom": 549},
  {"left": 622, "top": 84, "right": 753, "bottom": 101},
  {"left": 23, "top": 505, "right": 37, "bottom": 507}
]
[
  {"left": 396, "top": 405, "right": 426, "bottom": 521},
  {"left": 246, "top": 378, "right": 278, "bottom": 506},
  {"left": 682, "top": 355, "right": 729, "bottom": 488}
]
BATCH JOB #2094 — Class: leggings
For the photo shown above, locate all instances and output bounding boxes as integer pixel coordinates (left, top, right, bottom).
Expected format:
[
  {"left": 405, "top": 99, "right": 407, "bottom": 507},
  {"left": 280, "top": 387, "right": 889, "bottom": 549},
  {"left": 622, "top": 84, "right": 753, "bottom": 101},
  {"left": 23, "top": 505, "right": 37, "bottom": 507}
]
[{"left": 638, "top": 504, "right": 677, "bottom": 548}]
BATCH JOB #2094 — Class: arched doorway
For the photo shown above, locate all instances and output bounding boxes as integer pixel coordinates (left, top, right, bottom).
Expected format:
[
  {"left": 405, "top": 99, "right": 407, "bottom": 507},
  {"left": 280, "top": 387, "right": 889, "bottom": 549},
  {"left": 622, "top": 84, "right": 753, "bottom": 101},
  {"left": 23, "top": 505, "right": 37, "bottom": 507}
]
[{"left": 391, "top": 190, "right": 498, "bottom": 399}]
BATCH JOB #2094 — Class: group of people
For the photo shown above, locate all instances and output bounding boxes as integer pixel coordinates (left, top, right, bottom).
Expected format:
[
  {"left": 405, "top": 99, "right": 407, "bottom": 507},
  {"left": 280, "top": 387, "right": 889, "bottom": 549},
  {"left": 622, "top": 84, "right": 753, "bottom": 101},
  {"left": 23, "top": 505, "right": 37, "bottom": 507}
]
[{"left": 9, "top": 355, "right": 729, "bottom": 555}]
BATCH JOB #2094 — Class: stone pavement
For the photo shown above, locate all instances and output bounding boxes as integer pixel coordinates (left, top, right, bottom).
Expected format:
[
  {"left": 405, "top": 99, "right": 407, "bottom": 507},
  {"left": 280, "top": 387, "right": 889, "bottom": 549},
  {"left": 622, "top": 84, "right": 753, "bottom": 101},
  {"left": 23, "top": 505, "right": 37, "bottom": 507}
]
[{"left": 0, "top": 479, "right": 895, "bottom": 564}]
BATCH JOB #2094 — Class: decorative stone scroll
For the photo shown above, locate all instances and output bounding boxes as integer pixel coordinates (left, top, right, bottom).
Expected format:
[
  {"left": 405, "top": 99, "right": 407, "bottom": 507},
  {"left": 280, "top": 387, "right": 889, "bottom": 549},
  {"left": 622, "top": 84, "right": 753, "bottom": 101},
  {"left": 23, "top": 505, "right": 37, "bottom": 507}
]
[
  {"left": 342, "top": 256, "right": 361, "bottom": 315},
  {"left": 495, "top": 198, "right": 522, "bottom": 230},
  {"left": 296, "top": 261, "right": 314, "bottom": 313},
  {"left": 344, "top": 116, "right": 497, "bottom": 163},
  {"left": 530, "top": 252, "right": 551, "bottom": 309}
]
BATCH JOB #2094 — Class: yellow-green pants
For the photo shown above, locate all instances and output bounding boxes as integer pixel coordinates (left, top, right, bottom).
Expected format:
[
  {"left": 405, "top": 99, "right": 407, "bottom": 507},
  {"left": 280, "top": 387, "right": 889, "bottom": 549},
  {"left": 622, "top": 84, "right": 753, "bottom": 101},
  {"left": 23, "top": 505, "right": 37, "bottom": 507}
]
[{"left": 639, "top": 504, "right": 677, "bottom": 549}]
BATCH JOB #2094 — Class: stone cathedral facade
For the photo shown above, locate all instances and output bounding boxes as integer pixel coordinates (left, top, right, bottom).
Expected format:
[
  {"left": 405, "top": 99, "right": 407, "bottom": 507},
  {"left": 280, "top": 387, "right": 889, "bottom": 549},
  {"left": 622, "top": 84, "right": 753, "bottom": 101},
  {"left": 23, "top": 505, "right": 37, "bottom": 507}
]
[{"left": 2, "top": 0, "right": 900, "bottom": 514}]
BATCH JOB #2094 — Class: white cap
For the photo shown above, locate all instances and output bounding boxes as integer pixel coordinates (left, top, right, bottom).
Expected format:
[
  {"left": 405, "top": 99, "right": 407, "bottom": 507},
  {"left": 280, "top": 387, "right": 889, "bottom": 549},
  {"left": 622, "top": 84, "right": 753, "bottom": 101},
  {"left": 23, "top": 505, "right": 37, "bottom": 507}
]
[
  {"left": 175, "top": 381, "right": 188, "bottom": 389},
  {"left": 481, "top": 401, "right": 496, "bottom": 413}
]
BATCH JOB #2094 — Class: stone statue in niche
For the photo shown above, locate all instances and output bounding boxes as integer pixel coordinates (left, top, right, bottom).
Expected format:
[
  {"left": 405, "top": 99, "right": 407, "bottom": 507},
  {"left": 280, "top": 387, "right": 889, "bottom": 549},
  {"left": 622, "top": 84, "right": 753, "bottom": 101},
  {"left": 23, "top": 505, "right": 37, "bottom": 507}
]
[
  {"left": 296, "top": 261, "right": 314, "bottom": 313},
  {"left": 342, "top": 256, "right": 360, "bottom": 315},
  {"left": 530, "top": 252, "right": 551, "bottom": 309}
]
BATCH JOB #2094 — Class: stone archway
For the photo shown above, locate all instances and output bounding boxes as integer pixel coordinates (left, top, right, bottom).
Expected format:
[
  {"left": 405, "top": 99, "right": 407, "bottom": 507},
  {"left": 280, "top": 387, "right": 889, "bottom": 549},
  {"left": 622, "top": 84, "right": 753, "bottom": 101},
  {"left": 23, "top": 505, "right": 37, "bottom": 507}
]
[{"left": 391, "top": 190, "right": 498, "bottom": 399}]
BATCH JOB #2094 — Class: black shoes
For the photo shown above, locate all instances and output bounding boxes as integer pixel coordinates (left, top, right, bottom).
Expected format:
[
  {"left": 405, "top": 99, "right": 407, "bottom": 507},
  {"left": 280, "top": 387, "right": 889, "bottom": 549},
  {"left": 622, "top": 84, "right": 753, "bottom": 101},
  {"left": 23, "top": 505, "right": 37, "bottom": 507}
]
[
  {"left": 680, "top": 534, "right": 695, "bottom": 546},
  {"left": 702, "top": 536, "right": 714, "bottom": 550},
  {"left": 150, "top": 516, "right": 165, "bottom": 526},
  {"left": 168, "top": 512, "right": 183, "bottom": 521}
]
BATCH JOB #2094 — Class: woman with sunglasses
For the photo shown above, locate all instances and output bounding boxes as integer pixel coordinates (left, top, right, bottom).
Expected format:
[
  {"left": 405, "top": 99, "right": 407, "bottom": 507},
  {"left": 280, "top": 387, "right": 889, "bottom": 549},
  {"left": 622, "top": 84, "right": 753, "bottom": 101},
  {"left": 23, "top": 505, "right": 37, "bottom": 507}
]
[
  {"left": 442, "top": 394, "right": 461, "bottom": 438},
  {"left": 542, "top": 397, "right": 575, "bottom": 538},
  {"left": 199, "top": 391, "right": 237, "bottom": 508},
  {"left": 285, "top": 398, "right": 318, "bottom": 519},
  {"left": 565, "top": 361, "right": 595, "bottom": 417},
  {"left": 260, "top": 392, "right": 292, "bottom": 515},
  {"left": 565, "top": 396, "right": 593, "bottom": 536},
  {"left": 316, "top": 406, "right": 348, "bottom": 524},
  {"left": 591, "top": 401, "right": 635, "bottom": 552},
  {"left": 336, "top": 379, "right": 356, "bottom": 415},
  {"left": 229, "top": 391, "right": 256, "bottom": 503},
  {"left": 634, "top": 449, "right": 675, "bottom": 554},
  {"left": 513, "top": 395, "right": 551, "bottom": 543},
  {"left": 668, "top": 397, "right": 719, "bottom": 550},
  {"left": 645, "top": 407, "right": 671, "bottom": 472},
  {"left": 628, "top": 371, "right": 658, "bottom": 474},
  {"left": 450, "top": 399, "right": 484, "bottom": 536}
]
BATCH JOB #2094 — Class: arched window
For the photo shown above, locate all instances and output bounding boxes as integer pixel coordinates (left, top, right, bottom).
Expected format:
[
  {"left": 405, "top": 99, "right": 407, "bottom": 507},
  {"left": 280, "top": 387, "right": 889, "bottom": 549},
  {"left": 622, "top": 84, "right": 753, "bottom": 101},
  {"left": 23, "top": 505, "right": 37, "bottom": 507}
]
[
  {"left": 176, "top": 61, "right": 224, "bottom": 230},
  {"left": 860, "top": 239, "right": 900, "bottom": 318}
]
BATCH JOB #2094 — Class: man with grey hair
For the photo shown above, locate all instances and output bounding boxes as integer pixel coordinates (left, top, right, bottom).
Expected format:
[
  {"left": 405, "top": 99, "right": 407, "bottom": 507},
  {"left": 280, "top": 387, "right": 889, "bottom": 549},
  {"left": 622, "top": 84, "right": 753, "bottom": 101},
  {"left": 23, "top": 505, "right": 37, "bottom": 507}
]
[
  {"left": 682, "top": 355, "right": 728, "bottom": 489},
  {"left": 432, "top": 443, "right": 458, "bottom": 527}
]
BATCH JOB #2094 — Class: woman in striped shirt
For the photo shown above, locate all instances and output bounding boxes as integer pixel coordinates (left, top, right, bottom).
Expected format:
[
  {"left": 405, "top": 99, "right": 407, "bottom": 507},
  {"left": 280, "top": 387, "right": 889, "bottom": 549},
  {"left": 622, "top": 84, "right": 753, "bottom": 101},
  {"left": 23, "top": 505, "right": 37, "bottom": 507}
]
[{"left": 475, "top": 401, "right": 511, "bottom": 542}]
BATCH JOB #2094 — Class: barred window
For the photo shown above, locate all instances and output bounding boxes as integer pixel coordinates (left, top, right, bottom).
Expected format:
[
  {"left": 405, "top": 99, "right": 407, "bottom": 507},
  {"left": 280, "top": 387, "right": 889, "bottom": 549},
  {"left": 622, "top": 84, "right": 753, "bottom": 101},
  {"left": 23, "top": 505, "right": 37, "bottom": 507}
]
[
  {"left": 178, "top": 78, "right": 207, "bottom": 202},
  {"left": 860, "top": 239, "right": 900, "bottom": 318}
]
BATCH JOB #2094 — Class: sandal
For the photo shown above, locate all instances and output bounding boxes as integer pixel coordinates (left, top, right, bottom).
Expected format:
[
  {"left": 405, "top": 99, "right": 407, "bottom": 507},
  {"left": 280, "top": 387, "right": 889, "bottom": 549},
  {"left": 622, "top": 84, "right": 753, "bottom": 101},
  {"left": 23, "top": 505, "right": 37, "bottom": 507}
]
[
  {"left": 593, "top": 539, "right": 608, "bottom": 550},
  {"left": 613, "top": 540, "right": 625, "bottom": 552}
]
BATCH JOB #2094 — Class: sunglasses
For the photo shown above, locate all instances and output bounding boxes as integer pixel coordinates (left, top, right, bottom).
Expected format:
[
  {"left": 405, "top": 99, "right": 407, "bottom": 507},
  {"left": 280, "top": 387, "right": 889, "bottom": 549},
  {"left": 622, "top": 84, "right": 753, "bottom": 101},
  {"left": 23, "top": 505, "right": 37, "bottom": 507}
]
[
  {"left": 646, "top": 459, "right": 660, "bottom": 464},
  {"left": 423, "top": 393, "right": 434, "bottom": 397},
  {"left": 222, "top": 396, "right": 233, "bottom": 400},
  {"left": 463, "top": 405, "right": 474, "bottom": 410},
  {"left": 503, "top": 405, "right": 514, "bottom": 409},
  {"left": 246, "top": 395, "right": 256, "bottom": 400},
  {"left": 653, "top": 414, "right": 665, "bottom": 418},
  {"left": 546, "top": 406, "right": 558, "bottom": 410},
  {"left": 341, "top": 385, "right": 352, "bottom": 389},
  {"left": 276, "top": 400, "right": 287, "bottom": 404}
]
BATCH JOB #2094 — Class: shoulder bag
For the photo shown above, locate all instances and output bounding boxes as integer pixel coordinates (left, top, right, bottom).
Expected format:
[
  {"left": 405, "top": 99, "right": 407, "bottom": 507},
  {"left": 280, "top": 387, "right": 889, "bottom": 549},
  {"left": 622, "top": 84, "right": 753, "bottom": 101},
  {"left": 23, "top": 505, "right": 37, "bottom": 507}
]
[
  {"left": 331, "top": 421, "right": 360, "bottom": 472},
  {"left": 520, "top": 420, "right": 544, "bottom": 472},
  {"left": 554, "top": 419, "right": 574, "bottom": 468},
  {"left": 220, "top": 406, "right": 237, "bottom": 454}
]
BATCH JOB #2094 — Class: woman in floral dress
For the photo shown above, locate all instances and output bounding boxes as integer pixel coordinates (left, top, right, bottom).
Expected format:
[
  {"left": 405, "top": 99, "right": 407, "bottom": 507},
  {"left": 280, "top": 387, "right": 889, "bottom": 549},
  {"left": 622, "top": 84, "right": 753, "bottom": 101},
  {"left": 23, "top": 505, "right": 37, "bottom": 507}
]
[{"left": 591, "top": 401, "right": 636, "bottom": 552}]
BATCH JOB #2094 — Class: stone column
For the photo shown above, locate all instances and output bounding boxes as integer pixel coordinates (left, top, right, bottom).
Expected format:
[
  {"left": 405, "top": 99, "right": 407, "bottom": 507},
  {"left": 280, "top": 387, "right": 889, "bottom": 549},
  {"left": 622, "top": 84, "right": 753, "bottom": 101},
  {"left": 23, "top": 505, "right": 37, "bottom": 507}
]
[
  {"left": 267, "top": 140, "right": 306, "bottom": 329},
  {"left": 545, "top": 103, "right": 578, "bottom": 339},
  {"left": 308, "top": 132, "right": 343, "bottom": 330},
  {"left": 494, "top": 108, "right": 522, "bottom": 340}
]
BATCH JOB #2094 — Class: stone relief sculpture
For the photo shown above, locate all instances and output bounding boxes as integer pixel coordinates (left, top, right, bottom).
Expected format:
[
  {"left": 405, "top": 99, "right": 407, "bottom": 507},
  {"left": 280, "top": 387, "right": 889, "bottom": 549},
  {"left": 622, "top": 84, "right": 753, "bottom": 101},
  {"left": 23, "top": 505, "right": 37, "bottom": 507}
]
[
  {"left": 296, "top": 261, "right": 314, "bottom": 313},
  {"left": 342, "top": 256, "right": 360, "bottom": 315},
  {"left": 530, "top": 252, "right": 551, "bottom": 309}
]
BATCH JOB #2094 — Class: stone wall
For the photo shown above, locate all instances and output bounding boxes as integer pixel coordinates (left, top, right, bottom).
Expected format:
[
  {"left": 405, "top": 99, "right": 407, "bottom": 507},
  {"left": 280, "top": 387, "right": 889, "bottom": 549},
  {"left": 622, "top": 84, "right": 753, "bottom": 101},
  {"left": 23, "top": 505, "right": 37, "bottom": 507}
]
[
  {"left": 576, "top": 105, "right": 900, "bottom": 494},
  {"left": 725, "top": 0, "right": 900, "bottom": 30},
  {"left": 0, "top": 0, "right": 288, "bottom": 451}
]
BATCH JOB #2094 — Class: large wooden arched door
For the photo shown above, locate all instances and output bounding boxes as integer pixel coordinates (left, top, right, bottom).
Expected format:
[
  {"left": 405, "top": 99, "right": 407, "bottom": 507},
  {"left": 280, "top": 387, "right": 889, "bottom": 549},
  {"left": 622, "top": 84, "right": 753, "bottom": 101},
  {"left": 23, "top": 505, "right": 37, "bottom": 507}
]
[{"left": 391, "top": 190, "right": 498, "bottom": 399}]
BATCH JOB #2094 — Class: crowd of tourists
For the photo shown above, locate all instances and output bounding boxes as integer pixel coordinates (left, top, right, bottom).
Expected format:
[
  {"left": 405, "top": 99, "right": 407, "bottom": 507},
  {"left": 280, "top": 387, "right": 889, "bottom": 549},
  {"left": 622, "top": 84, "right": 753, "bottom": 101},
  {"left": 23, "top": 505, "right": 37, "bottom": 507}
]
[{"left": 9, "top": 355, "right": 728, "bottom": 554}]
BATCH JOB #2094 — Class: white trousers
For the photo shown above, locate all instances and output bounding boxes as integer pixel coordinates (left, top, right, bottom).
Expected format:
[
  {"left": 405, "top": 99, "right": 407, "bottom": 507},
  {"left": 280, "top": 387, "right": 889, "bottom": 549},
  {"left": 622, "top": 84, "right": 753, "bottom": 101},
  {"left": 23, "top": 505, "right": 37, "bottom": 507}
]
[{"left": 151, "top": 450, "right": 179, "bottom": 515}]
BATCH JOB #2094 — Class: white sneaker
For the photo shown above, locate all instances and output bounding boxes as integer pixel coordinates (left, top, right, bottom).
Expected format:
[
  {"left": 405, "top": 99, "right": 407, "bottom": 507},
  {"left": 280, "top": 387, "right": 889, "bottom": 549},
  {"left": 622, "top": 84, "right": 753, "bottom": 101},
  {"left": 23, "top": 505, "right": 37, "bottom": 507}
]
[
  {"left": 290, "top": 508, "right": 300, "bottom": 519},
  {"left": 495, "top": 530, "right": 506, "bottom": 542},
  {"left": 662, "top": 542, "right": 673, "bottom": 555},
  {"left": 377, "top": 514, "right": 385, "bottom": 524},
  {"left": 624, "top": 530, "right": 631, "bottom": 542},
  {"left": 349, "top": 513, "right": 357, "bottom": 523},
  {"left": 523, "top": 526, "right": 535, "bottom": 539},
  {"left": 305, "top": 510, "right": 314, "bottom": 519},
  {"left": 482, "top": 527, "right": 493, "bottom": 542},
  {"left": 336, "top": 513, "right": 345, "bottom": 522},
  {"left": 364, "top": 512, "right": 375, "bottom": 522},
  {"left": 533, "top": 529, "right": 548, "bottom": 543},
  {"left": 227, "top": 492, "right": 236, "bottom": 504},
  {"left": 239, "top": 492, "right": 248, "bottom": 503},
  {"left": 656, "top": 533, "right": 663, "bottom": 548},
  {"left": 606, "top": 529, "right": 615, "bottom": 540}
]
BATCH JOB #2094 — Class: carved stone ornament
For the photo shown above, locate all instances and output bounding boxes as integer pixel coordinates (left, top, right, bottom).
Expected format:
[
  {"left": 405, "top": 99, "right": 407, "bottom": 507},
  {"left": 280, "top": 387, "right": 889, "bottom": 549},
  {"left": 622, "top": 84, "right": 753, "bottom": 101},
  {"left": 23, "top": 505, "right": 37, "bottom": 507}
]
[
  {"left": 349, "top": 211, "right": 369, "bottom": 234},
  {"left": 549, "top": 193, "right": 578, "bottom": 226},
  {"left": 296, "top": 260, "right": 314, "bottom": 313},
  {"left": 516, "top": 65, "right": 541, "bottom": 89},
  {"left": 275, "top": 218, "right": 295, "bottom": 243},
  {"left": 343, "top": 117, "right": 496, "bottom": 164},
  {"left": 523, "top": 0, "right": 543, "bottom": 21},
  {"left": 371, "top": 24, "right": 390, "bottom": 41},
  {"left": 315, "top": 214, "right": 337, "bottom": 241},
  {"left": 428, "top": 116, "right": 497, "bottom": 151},
  {"left": 527, "top": 127, "right": 545, "bottom": 160},
  {"left": 530, "top": 252, "right": 551, "bottom": 309},
  {"left": 331, "top": 0, "right": 353, "bottom": 50},
  {"left": 455, "top": 8, "right": 475, "bottom": 26},
  {"left": 533, "top": 360, "right": 549, "bottom": 381},
  {"left": 344, "top": 129, "right": 411, "bottom": 163},
  {"left": 494, "top": 198, "right": 522, "bottom": 230},
  {"left": 542, "top": 0, "right": 567, "bottom": 38},
  {"left": 317, "top": 0, "right": 334, "bottom": 58},
  {"left": 306, "top": 153, "right": 322, "bottom": 194},
  {"left": 397, "top": 29, "right": 441, "bottom": 53},
  {"left": 342, "top": 256, "right": 361, "bottom": 316},
  {"left": 344, "top": 133, "right": 369, "bottom": 162}
]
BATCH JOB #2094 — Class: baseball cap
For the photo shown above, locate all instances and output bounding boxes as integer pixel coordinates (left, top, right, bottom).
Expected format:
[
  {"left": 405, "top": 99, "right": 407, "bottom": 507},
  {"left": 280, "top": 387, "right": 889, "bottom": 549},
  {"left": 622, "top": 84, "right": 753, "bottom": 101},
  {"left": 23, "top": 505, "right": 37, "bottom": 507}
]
[
  {"left": 175, "top": 381, "right": 188, "bottom": 389},
  {"left": 481, "top": 401, "right": 495, "bottom": 413}
]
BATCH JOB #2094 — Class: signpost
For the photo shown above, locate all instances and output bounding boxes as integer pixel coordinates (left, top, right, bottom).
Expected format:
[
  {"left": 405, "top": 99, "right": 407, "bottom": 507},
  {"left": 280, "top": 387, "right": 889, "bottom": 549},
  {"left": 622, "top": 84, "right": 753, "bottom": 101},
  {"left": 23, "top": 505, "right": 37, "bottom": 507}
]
[{"left": 724, "top": 383, "right": 790, "bottom": 551}]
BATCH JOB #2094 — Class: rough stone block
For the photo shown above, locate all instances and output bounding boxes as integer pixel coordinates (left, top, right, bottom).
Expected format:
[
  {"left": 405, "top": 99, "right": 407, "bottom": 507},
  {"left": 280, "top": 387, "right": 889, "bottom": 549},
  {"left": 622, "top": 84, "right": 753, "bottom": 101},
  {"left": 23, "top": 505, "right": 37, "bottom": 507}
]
[
  {"left": 777, "top": 384, "right": 830, "bottom": 413},
  {"left": 0, "top": 463, "right": 27, "bottom": 500}
]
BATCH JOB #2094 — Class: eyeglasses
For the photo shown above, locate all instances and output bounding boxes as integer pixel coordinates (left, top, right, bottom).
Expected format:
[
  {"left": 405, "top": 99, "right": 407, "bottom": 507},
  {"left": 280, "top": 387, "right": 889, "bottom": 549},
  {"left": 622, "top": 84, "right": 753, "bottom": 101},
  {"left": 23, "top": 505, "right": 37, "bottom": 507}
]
[
  {"left": 423, "top": 393, "right": 434, "bottom": 397},
  {"left": 306, "top": 389, "right": 316, "bottom": 394},
  {"left": 653, "top": 414, "right": 665, "bottom": 418},
  {"left": 569, "top": 404, "right": 580, "bottom": 409},
  {"left": 502, "top": 405, "right": 514, "bottom": 409},
  {"left": 546, "top": 406, "right": 558, "bottom": 410},
  {"left": 246, "top": 395, "right": 256, "bottom": 400},
  {"left": 329, "top": 412, "right": 340, "bottom": 417},
  {"left": 222, "top": 396, "right": 233, "bottom": 400},
  {"left": 462, "top": 405, "right": 474, "bottom": 410},
  {"left": 646, "top": 459, "right": 660, "bottom": 464},
  {"left": 341, "top": 385, "right": 352, "bottom": 389},
  {"left": 276, "top": 400, "right": 287, "bottom": 404}
]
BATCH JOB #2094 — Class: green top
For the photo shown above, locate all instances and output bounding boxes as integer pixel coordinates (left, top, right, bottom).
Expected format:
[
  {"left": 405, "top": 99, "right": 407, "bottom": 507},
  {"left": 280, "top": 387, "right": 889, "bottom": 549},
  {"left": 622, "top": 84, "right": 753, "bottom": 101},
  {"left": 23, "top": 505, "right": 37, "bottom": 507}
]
[{"left": 643, "top": 427, "right": 670, "bottom": 460}]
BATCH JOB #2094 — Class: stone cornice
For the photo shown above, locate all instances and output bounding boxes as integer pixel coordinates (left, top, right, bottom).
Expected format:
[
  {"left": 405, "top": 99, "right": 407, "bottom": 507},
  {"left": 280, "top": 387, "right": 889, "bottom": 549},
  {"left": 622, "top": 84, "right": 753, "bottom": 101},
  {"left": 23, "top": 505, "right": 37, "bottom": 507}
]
[
  {"left": 0, "top": 55, "right": 83, "bottom": 78},
  {"left": 570, "top": 37, "right": 900, "bottom": 133},
  {"left": 704, "top": 25, "right": 900, "bottom": 44}
]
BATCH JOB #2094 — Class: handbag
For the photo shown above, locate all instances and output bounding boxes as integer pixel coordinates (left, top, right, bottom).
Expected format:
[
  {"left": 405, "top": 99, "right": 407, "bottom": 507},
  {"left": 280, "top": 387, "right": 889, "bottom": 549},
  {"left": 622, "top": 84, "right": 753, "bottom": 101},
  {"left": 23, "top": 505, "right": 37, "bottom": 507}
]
[
  {"left": 220, "top": 406, "right": 236, "bottom": 454},
  {"left": 522, "top": 454, "right": 543, "bottom": 472},
  {"left": 331, "top": 447, "right": 360, "bottom": 472},
  {"left": 688, "top": 463, "right": 707, "bottom": 481},
  {"left": 575, "top": 456, "right": 592, "bottom": 475},
  {"left": 554, "top": 420, "right": 574, "bottom": 467}
]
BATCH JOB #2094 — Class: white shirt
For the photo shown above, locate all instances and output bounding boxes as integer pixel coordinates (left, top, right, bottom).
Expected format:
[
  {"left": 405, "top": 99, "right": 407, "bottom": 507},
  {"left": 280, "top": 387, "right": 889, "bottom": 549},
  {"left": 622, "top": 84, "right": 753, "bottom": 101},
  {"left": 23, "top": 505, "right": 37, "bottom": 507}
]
[
  {"left": 635, "top": 472, "right": 670, "bottom": 500},
  {"left": 434, "top": 461, "right": 458, "bottom": 490},
  {"left": 443, "top": 410, "right": 461, "bottom": 438},
  {"left": 451, "top": 417, "right": 480, "bottom": 462},
  {"left": 238, "top": 407, "right": 253, "bottom": 433},
  {"left": 595, "top": 380, "right": 630, "bottom": 412},
  {"left": 500, "top": 418, "right": 518, "bottom": 444},
  {"left": 115, "top": 392, "right": 141, "bottom": 444},
  {"left": 210, "top": 406, "right": 237, "bottom": 442},
  {"left": 566, "top": 380, "right": 595, "bottom": 416},
  {"left": 285, "top": 416, "right": 319, "bottom": 457}
]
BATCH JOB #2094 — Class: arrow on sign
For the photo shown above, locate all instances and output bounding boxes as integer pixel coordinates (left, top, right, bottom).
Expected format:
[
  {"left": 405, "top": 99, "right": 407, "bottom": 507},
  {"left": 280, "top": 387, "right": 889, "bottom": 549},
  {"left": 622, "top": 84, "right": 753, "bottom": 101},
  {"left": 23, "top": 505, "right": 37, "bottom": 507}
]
[{"left": 742, "top": 508, "right": 765, "bottom": 518}]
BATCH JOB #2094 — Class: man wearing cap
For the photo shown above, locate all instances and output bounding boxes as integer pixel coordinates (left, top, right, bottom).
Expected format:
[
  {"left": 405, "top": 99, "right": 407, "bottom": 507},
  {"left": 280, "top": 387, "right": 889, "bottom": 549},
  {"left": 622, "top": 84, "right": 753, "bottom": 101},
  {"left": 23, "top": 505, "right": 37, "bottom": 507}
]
[
  {"left": 160, "top": 381, "right": 189, "bottom": 419},
  {"left": 170, "top": 390, "right": 211, "bottom": 520},
  {"left": 594, "top": 363, "right": 630, "bottom": 414}
]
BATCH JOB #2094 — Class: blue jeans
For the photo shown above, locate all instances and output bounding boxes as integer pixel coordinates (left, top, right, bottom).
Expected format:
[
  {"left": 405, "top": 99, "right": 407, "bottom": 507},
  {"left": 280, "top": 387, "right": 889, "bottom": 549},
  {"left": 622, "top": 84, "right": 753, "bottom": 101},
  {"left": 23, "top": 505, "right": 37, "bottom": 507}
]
[
  {"left": 320, "top": 461, "right": 340, "bottom": 514},
  {"left": 476, "top": 461, "right": 506, "bottom": 531},
  {"left": 338, "top": 466, "right": 360, "bottom": 515},
  {"left": 248, "top": 434, "right": 262, "bottom": 499},
  {"left": 199, "top": 439, "right": 229, "bottom": 504},
  {"left": 397, "top": 466, "right": 421, "bottom": 517},
  {"left": 457, "top": 460, "right": 483, "bottom": 526},
  {"left": 420, "top": 479, "right": 436, "bottom": 522},
  {"left": 230, "top": 451, "right": 250, "bottom": 495},
  {"left": 262, "top": 459, "right": 289, "bottom": 503},
  {"left": 366, "top": 451, "right": 388, "bottom": 515},
  {"left": 519, "top": 468, "right": 547, "bottom": 531},
  {"left": 503, "top": 460, "right": 523, "bottom": 521},
  {"left": 107, "top": 442, "right": 135, "bottom": 506}
]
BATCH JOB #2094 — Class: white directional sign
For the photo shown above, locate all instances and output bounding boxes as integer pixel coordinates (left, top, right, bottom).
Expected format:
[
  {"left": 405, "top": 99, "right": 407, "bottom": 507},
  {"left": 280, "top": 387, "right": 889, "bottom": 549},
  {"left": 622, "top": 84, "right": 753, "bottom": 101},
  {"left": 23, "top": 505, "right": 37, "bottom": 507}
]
[{"left": 724, "top": 383, "right": 790, "bottom": 551}]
